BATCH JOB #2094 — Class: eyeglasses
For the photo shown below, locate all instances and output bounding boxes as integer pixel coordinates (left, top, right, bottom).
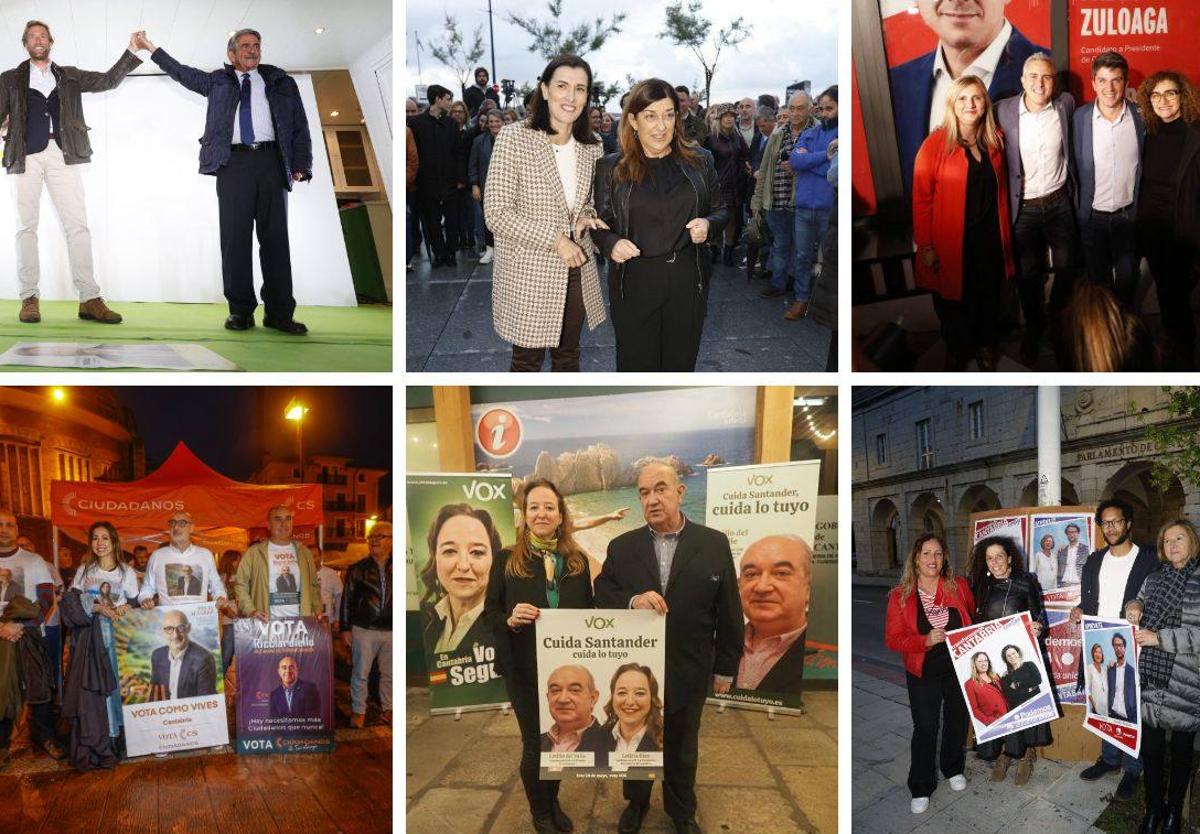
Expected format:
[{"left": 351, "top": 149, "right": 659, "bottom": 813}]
[
  {"left": 1100, "top": 519, "right": 1127, "bottom": 529},
  {"left": 168, "top": 519, "right": 192, "bottom": 527},
  {"left": 1150, "top": 89, "right": 1181, "bottom": 102},
  {"left": 161, "top": 625, "right": 185, "bottom": 634}
]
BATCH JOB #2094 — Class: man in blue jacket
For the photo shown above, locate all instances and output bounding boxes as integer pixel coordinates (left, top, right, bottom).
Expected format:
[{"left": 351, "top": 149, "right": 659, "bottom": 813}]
[
  {"left": 135, "top": 29, "right": 313, "bottom": 334},
  {"left": 889, "top": 0, "right": 1048, "bottom": 193},
  {"left": 1105, "top": 633, "right": 1137, "bottom": 724},
  {"left": 785, "top": 86, "right": 837, "bottom": 322}
]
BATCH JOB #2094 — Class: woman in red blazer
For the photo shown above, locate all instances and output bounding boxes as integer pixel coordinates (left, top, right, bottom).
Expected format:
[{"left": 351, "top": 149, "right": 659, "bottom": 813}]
[
  {"left": 964, "top": 652, "right": 1007, "bottom": 725},
  {"left": 884, "top": 533, "right": 975, "bottom": 815},
  {"left": 912, "top": 75, "right": 1015, "bottom": 372}
]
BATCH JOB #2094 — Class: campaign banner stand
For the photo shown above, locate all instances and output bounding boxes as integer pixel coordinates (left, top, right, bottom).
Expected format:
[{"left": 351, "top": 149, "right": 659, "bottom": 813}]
[
  {"left": 536, "top": 609, "right": 666, "bottom": 781},
  {"left": 114, "top": 601, "right": 229, "bottom": 757},
  {"left": 969, "top": 505, "right": 1101, "bottom": 761},
  {"left": 407, "top": 472, "right": 516, "bottom": 717},
  {"left": 234, "top": 617, "right": 335, "bottom": 755},
  {"left": 704, "top": 460, "right": 822, "bottom": 717}
]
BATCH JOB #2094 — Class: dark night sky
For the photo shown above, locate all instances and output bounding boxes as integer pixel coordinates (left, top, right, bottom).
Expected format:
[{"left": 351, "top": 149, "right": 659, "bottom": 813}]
[{"left": 109, "top": 387, "right": 392, "bottom": 505}]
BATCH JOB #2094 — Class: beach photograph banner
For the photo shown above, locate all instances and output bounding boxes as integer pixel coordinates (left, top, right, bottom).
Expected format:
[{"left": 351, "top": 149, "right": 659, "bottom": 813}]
[
  {"left": 234, "top": 617, "right": 335, "bottom": 755},
  {"left": 535, "top": 608, "right": 666, "bottom": 781},
  {"left": 704, "top": 460, "right": 821, "bottom": 711},
  {"left": 1082, "top": 616, "right": 1142, "bottom": 758},
  {"left": 1045, "top": 609, "right": 1086, "bottom": 705},
  {"left": 1030, "top": 512, "right": 1094, "bottom": 608},
  {"left": 406, "top": 472, "right": 516, "bottom": 712},
  {"left": 947, "top": 612, "right": 1058, "bottom": 745},
  {"left": 114, "top": 601, "right": 228, "bottom": 757}
]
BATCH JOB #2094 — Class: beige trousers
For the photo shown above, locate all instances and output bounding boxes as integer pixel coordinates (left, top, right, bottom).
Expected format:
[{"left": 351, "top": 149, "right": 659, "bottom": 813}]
[{"left": 14, "top": 142, "right": 101, "bottom": 301}]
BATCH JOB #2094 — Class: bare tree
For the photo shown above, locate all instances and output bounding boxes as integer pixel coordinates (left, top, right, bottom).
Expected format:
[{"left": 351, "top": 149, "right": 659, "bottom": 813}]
[
  {"left": 428, "top": 14, "right": 485, "bottom": 97},
  {"left": 661, "top": 0, "right": 751, "bottom": 108},
  {"left": 507, "top": 0, "right": 626, "bottom": 59}
]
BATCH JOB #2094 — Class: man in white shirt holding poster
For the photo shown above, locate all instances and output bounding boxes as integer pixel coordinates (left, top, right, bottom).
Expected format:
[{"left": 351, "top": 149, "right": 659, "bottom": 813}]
[
  {"left": 235, "top": 505, "right": 321, "bottom": 621},
  {"left": 139, "top": 512, "right": 232, "bottom": 613}
]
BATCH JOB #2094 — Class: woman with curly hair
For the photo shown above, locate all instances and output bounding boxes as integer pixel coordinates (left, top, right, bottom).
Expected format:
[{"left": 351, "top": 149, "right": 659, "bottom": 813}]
[
  {"left": 602, "top": 662, "right": 665, "bottom": 754},
  {"left": 884, "top": 533, "right": 975, "bottom": 814},
  {"left": 1136, "top": 70, "right": 1200, "bottom": 369}
]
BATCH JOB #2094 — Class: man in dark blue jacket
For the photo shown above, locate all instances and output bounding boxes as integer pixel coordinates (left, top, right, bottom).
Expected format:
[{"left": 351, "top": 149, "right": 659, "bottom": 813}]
[
  {"left": 1105, "top": 633, "right": 1137, "bottom": 722},
  {"left": 136, "top": 29, "right": 313, "bottom": 334}
]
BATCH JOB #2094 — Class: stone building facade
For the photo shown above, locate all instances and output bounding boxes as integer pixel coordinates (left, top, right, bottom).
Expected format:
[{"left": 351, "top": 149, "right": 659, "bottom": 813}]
[{"left": 852, "top": 387, "right": 1198, "bottom": 574}]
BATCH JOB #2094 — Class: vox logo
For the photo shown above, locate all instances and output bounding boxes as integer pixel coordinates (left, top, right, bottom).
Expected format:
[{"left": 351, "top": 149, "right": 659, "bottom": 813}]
[{"left": 584, "top": 616, "right": 615, "bottom": 629}]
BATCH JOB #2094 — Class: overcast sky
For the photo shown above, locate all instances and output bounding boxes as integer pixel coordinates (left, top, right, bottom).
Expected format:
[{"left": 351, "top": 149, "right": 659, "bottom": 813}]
[{"left": 404, "top": 0, "right": 837, "bottom": 108}]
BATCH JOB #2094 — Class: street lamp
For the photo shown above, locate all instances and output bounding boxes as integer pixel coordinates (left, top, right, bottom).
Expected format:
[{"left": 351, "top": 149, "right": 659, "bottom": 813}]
[
  {"left": 284, "top": 397, "right": 309, "bottom": 482},
  {"left": 49, "top": 387, "right": 66, "bottom": 403}
]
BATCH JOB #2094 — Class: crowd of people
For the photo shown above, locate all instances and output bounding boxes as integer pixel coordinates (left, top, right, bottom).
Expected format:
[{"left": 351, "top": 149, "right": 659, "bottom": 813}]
[
  {"left": 884, "top": 499, "right": 1200, "bottom": 834},
  {"left": 911, "top": 50, "right": 1199, "bottom": 371},
  {"left": 406, "top": 58, "right": 838, "bottom": 371},
  {"left": 0, "top": 506, "right": 393, "bottom": 771}
]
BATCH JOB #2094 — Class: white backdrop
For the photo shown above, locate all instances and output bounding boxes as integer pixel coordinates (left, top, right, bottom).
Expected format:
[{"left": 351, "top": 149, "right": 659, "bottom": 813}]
[{"left": 3, "top": 70, "right": 356, "bottom": 306}]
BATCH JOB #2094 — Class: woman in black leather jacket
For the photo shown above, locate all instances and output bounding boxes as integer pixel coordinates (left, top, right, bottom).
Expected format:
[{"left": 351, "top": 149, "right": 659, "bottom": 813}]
[
  {"left": 967, "top": 535, "right": 1050, "bottom": 787},
  {"left": 592, "top": 78, "right": 730, "bottom": 371}
]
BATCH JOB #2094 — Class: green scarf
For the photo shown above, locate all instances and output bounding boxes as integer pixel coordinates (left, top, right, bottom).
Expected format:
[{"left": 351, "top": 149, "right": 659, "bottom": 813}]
[{"left": 528, "top": 533, "right": 563, "bottom": 609}]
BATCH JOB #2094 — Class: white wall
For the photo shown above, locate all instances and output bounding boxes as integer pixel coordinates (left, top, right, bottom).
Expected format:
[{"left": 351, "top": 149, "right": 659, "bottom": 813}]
[
  {"left": 349, "top": 34, "right": 393, "bottom": 202},
  {"left": 4, "top": 72, "right": 356, "bottom": 305}
]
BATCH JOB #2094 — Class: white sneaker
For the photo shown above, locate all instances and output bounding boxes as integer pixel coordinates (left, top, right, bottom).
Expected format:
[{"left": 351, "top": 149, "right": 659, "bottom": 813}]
[
  {"left": 478, "top": 246, "right": 494, "bottom": 264},
  {"left": 911, "top": 797, "right": 929, "bottom": 814},
  {"left": 948, "top": 774, "right": 967, "bottom": 791}
]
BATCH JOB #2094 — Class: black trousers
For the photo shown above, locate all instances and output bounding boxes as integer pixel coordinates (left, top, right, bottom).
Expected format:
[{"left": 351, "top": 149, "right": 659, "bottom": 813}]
[
  {"left": 1139, "top": 218, "right": 1198, "bottom": 370},
  {"left": 0, "top": 699, "right": 56, "bottom": 749},
  {"left": 624, "top": 701, "right": 703, "bottom": 821},
  {"left": 216, "top": 146, "right": 295, "bottom": 319},
  {"left": 905, "top": 667, "right": 968, "bottom": 798},
  {"left": 416, "top": 186, "right": 461, "bottom": 262},
  {"left": 611, "top": 251, "right": 706, "bottom": 372},
  {"left": 1013, "top": 196, "right": 1079, "bottom": 350},
  {"left": 505, "top": 669, "right": 561, "bottom": 819},
  {"left": 510, "top": 267, "right": 585, "bottom": 371},
  {"left": 1141, "top": 723, "right": 1194, "bottom": 812},
  {"left": 1082, "top": 205, "right": 1138, "bottom": 305}
]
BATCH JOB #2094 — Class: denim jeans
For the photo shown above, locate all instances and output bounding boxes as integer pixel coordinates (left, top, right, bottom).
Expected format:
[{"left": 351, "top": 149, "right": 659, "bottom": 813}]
[
  {"left": 1101, "top": 739, "right": 1143, "bottom": 775},
  {"left": 793, "top": 206, "right": 831, "bottom": 303},
  {"left": 1013, "top": 196, "right": 1079, "bottom": 342},
  {"left": 350, "top": 626, "right": 392, "bottom": 714},
  {"left": 766, "top": 209, "right": 795, "bottom": 291}
]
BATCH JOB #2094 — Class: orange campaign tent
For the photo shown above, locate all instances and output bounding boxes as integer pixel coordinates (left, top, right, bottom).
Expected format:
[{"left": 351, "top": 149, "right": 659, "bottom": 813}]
[{"left": 49, "top": 442, "right": 323, "bottom": 563}]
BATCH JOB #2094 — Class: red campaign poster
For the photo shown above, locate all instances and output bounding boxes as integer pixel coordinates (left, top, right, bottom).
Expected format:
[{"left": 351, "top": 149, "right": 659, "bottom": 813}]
[
  {"left": 1069, "top": 2, "right": 1200, "bottom": 101},
  {"left": 876, "top": 1, "right": 1053, "bottom": 191}
]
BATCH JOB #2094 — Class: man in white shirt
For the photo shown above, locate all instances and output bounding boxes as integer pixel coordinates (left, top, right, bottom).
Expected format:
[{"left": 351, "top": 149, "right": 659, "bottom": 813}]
[
  {"left": 313, "top": 547, "right": 343, "bottom": 624},
  {"left": 994, "top": 54, "right": 1080, "bottom": 367},
  {"left": 138, "top": 512, "right": 233, "bottom": 615},
  {"left": 1070, "top": 498, "right": 1155, "bottom": 799},
  {"left": 1071, "top": 51, "right": 1145, "bottom": 306}
]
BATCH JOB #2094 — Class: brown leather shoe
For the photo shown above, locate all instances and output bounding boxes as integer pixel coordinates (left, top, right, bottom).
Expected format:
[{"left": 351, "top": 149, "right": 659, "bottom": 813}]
[
  {"left": 1014, "top": 749, "right": 1035, "bottom": 786},
  {"left": 78, "top": 297, "right": 122, "bottom": 324},
  {"left": 990, "top": 754, "right": 1011, "bottom": 782},
  {"left": 350, "top": 712, "right": 365, "bottom": 728},
  {"left": 19, "top": 296, "right": 39, "bottom": 323},
  {"left": 784, "top": 301, "right": 809, "bottom": 320},
  {"left": 41, "top": 738, "right": 67, "bottom": 761}
]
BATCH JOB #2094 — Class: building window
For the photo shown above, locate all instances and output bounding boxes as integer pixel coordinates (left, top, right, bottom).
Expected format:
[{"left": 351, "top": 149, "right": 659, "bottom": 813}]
[
  {"left": 969, "top": 400, "right": 984, "bottom": 441},
  {"left": 335, "top": 519, "right": 346, "bottom": 538},
  {"left": 356, "top": 495, "right": 366, "bottom": 512},
  {"left": 358, "top": 472, "right": 365, "bottom": 482},
  {"left": 356, "top": 519, "right": 365, "bottom": 538},
  {"left": 916, "top": 419, "right": 934, "bottom": 470},
  {"left": 0, "top": 441, "right": 42, "bottom": 516},
  {"left": 875, "top": 433, "right": 887, "bottom": 465}
]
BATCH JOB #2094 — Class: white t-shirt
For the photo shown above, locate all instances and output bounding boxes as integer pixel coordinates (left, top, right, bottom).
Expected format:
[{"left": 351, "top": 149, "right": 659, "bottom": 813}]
[
  {"left": 139, "top": 544, "right": 227, "bottom": 605},
  {"left": 0, "top": 548, "right": 53, "bottom": 618},
  {"left": 317, "top": 565, "right": 343, "bottom": 620},
  {"left": 1097, "top": 544, "right": 1139, "bottom": 618},
  {"left": 551, "top": 134, "right": 578, "bottom": 211},
  {"left": 267, "top": 542, "right": 301, "bottom": 618},
  {"left": 72, "top": 563, "right": 140, "bottom": 606}
]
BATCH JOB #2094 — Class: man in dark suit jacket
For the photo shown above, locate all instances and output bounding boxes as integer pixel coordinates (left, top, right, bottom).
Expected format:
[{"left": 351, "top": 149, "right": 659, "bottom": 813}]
[
  {"left": 1105, "top": 634, "right": 1137, "bottom": 722},
  {"left": 994, "top": 54, "right": 1078, "bottom": 367},
  {"left": 538, "top": 664, "right": 610, "bottom": 769},
  {"left": 1072, "top": 498, "right": 1153, "bottom": 795},
  {"left": 268, "top": 655, "right": 322, "bottom": 719},
  {"left": 594, "top": 460, "right": 743, "bottom": 834},
  {"left": 889, "top": 7, "right": 1048, "bottom": 193},
  {"left": 1070, "top": 50, "right": 1145, "bottom": 305},
  {"left": 174, "top": 565, "right": 202, "bottom": 597},
  {"left": 149, "top": 610, "right": 217, "bottom": 700}
]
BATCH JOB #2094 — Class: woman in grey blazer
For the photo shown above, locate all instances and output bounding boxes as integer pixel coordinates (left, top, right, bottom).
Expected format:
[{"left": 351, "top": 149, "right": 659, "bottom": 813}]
[{"left": 483, "top": 54, "right": 608, "bottom": 372}]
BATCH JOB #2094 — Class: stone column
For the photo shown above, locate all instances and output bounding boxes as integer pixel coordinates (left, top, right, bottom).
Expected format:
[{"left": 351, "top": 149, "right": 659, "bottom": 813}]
[{"left": 1038, "top": 387, "right": 1061, "bottom": 506}]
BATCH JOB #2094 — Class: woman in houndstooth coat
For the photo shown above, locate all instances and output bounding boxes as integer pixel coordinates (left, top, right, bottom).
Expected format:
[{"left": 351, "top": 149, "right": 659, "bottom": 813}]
[{"left": 483, "top": 54, "right": 609, "bottom": 372}]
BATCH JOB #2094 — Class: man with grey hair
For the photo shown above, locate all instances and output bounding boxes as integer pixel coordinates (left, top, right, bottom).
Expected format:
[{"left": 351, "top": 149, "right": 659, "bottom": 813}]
[
  {"left": 0, "top": 21, "right": 144, "bottom": 325},
  {"left": 753, "top": 91, "right": 810, "bottom": 300},
  {"left": 135, "top": 28, "right": 313, "bottom": 335},
  {"left": 995, "top": 53, "right": 1079, "bottom": 368},
  {"left": 736, "top": 535, "right": 812, "bottom": 692},
  {"left": 139, "top": 510, "right": 233, "bottom": 612},
  {"left": 595, "top": 459, "right": 742, "bottom": 834}
]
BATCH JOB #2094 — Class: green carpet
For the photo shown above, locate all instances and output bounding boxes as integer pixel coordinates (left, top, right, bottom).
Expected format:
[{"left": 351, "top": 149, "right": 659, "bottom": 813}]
[{"left": 0, "top": 301, "right": 392, "bottom": 372}]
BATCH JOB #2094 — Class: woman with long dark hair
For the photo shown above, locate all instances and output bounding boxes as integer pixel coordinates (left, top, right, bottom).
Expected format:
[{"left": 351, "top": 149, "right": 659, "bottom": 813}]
[
  {"left": 966, "top": 535, "right": 1049, "bottom": 786},
  {"left": 420, "top": 504, "right": 503, "bottom": 659},
  {"left": 483, "top": 54, "right": 609, "bottom": 372},
  {"left": 484, "top": 479, "right": 595, "bottom": 834},
  {"left": 884, "top": 533, "right": 975, "bottom": 814},
  {"left": 592, "top": 78, "right": 730, "bottom": 371}
]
